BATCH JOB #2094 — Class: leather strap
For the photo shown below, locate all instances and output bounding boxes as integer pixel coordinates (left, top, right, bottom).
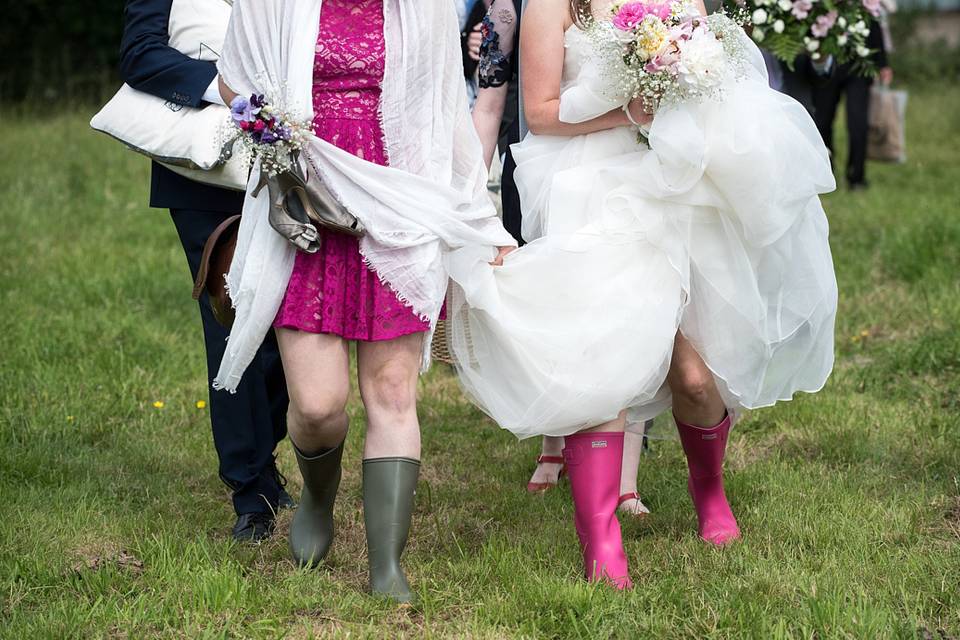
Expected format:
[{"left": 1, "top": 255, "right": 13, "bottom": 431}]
[
  {"left": 192, "top": 214, "right": 242, "bottom": 300},
  {"left": 536, "top": 455, "right": 565, "bottom": 465},
  {"left": 617, "top": 492, "right": 641, "bottom": 507}
]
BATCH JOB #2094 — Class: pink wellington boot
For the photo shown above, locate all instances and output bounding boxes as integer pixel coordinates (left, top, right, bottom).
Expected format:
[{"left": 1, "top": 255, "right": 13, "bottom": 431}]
[
  {"left": 675, "top": 413, "right": 741, "bottom": 546},
  {"left": 562, "top": 432, "right": 632, "bottom": 589}
]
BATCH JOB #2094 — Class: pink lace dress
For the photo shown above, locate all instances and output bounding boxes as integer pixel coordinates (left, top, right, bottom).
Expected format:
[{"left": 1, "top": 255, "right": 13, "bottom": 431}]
[{"left": 273, "top": 0, "right": 430, "bottom": 340}]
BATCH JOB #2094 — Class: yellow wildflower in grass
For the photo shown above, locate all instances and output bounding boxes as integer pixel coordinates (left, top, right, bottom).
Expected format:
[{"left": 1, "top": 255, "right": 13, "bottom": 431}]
[
  {"left": 860, "top": 329, "right": 870, "bottom": 338},
  {"left": 196, "top": 400, "right": 207, "bottom": 409},
  {"left": 66, "top": 416, "right": 75, "bottom": 423},
  {"left": 153, "top": 401, "right": 165, "bottom": 409}
]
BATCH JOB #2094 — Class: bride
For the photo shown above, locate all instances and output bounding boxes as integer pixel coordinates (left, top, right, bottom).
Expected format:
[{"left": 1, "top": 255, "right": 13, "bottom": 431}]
[{"left": 443, "top": 0, "right": 838, "bottom": 588}]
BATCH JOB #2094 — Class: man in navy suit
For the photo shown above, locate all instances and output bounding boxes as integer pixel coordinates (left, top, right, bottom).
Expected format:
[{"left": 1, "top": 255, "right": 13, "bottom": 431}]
[{"left": 120, "top": 0, "right": 292, "bottom": 542}]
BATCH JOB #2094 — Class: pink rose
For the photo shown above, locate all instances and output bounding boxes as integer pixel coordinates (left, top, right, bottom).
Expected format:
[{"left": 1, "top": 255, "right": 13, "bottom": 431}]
[
  {"left": 811, "top": 10, "right": 837, "bottom": 37},
  {"left": 612, "top": 2, "right": 649, "bottom": 30},
  {"left": 612, "top": 1, "right": 673, "bottom": 30},
  {"left": 791, "top": 0, "right": 813, "bottom": 19},
  {"left": 253, "top": 119, "right": 266, "bottom": 132}
]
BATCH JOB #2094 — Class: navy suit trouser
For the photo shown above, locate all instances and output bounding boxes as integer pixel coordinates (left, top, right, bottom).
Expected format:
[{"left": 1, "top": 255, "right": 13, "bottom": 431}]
[{"left": 170, "top": 208, "right": 289, "bottom": 516}]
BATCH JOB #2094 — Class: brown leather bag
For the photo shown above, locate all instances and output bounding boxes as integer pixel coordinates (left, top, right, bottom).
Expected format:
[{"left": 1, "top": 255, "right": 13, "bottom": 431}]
[{"left": 192, "top": 215, "right": 241, "bottom": 328}]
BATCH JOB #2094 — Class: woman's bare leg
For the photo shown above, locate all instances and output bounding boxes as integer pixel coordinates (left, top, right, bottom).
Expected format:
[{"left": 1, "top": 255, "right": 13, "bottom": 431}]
[
  {"left": 666, "top": 332, "right": 740, "bottom": 545},
  {"left": 356, "top": 332, "right": 423, "bottom": 460},
  {"left": 618, "top": 427, "right": 651, "bottom": 516},
  {"left": 527, "top": 436, "right": 565, "bottom": 490},
  {"left": 356, "top": 332, "right": 424, "bottom": 602},
  {"left": 276, "top": 328, "right": 351, "bottom": 453},
  {"left": 667, "top": 333, "right": 726, "bottom": 427},
  {"left": 276, "top": 328, "right": 351, "bottom": 568}
]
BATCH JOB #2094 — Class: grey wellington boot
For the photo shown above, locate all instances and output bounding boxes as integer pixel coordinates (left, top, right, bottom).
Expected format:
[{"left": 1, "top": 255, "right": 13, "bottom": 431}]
[
  {"left": 362, "top": 457, "right": 420, "bottom": 603},
  {"left": 289, "top": 441, "right": 344, "bottom": 568}
]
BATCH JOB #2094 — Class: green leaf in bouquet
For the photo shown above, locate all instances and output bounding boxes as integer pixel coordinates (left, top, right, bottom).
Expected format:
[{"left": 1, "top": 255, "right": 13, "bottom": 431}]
[{"left": 764, "top": 33, "right": 806, "bottom": 68}]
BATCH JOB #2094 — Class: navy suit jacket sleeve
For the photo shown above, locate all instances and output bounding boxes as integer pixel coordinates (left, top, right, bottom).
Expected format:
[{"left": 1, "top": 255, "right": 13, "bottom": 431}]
[{"left": 119, "top": 0, "right": 217, "bottom": 108}]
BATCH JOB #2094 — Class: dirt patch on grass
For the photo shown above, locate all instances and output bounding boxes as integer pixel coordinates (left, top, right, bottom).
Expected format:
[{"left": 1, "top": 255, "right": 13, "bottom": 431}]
[
  {"left": 286, "top": 604, "right": 427, "bottom": 639},
  {"left": 726, "top": 431, "right": 788, "bottom": 471},
  {"left": 70, "top": 542, "right": 144, "bottom": 575}
]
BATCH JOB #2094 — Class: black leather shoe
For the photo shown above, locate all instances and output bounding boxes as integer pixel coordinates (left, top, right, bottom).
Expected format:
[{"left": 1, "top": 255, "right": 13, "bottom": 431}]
[
  {"left": 232, "top": 512, "right": 276, "bottom": 544},
  {"left": 273, "top": 460, "right": 297, "bottom": 510},
  {"left": 279, "top": 488, "right": 297, "bottom": 510}
]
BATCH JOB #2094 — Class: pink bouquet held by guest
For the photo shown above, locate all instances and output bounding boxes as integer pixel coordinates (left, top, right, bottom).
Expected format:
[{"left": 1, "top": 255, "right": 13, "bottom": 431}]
[{"left": 589, "top": 0, "right": 750, "bottom": 142}]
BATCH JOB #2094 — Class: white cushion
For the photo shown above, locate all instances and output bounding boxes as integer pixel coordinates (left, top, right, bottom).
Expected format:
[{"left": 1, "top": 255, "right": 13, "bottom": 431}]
[{"left": 90, "top": 0, "right": 248, "bottom": 191}]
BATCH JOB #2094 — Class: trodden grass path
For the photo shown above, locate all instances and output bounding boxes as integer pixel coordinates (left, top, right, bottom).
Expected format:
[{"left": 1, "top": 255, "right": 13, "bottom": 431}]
[{"left": 0, "top": 87, "right": 958, "bottom": 638}]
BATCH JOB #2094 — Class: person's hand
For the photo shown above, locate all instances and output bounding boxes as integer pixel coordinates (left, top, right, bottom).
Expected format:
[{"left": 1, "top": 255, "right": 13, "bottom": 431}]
[
  {"left": 879, "top": 66, "right": 894, "bottom": 86},
  {"left": 490, "top": 246, "right": 517, "bottom": 266},
  {"left": 625, "top": 98, "right": 653, "bottom": 128},
  {"left": 468, "top": 22, "right": 484, "bottom": 61}
]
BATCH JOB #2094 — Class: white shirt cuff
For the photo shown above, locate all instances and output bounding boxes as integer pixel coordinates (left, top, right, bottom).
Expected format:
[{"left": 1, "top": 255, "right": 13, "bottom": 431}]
[{"left": 203, "top": 77, "right": 225, "bottom": 106}]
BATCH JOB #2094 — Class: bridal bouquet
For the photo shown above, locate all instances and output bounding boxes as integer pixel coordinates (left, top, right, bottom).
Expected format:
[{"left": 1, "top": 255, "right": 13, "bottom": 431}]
[
  {"left": 589, "top": 0, "right": 750, "bottom": 118},
  {"left": 222, "top": 93, "right": 311, "bottom": 175},
  {"left": 724, "top": 0, "right": 879, "bottom": 70}
]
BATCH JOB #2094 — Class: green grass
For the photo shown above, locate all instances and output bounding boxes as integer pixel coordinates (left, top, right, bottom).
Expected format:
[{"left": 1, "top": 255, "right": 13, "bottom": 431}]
[{"left": 1, "top": 87, "right": 959, "bottom": 639}]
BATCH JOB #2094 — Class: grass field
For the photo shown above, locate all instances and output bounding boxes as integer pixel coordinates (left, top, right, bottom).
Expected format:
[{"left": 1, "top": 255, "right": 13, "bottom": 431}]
[{"left": 1, "top": 86, "right": 959, "bottom": 639}]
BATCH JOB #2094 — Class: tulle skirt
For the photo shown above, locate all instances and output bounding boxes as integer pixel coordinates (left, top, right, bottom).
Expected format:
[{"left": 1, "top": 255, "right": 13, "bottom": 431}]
[{"left": 444, "top": 73, "right": 839, "bottom": 439}]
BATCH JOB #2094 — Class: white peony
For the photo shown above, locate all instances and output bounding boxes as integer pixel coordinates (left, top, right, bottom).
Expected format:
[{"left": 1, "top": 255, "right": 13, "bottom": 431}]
[
  {"left": 838, "top": 16, "right": 847, "bottom": 28},
  {"left": 837, "top": 33, "right": 848, "bottom": 46},
  {"left": 773, "top": 19, "right": 785, "bottom": 33},
  {"left": 806, "top": 38, "right": 820, "bottom": 51},
  {"left": 752, "top": 8, "right": 768, "bottom": 24},
  {"left": 778, "top": 0, "right": 792, "bottom": 10},
  {"left": 857, "top": 44, "right": 871, "bottom": 57},
  {"left": 677, "top": 27, "right": 729, "bottom": 90},
  {"left": 753, "top": 27, "right": 766, "bottom": 42}
]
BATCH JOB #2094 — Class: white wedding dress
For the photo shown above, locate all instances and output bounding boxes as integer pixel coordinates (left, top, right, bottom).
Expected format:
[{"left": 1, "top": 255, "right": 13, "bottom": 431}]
[{"left": 444, "top": 25, "right": 838, "bottom": 439}]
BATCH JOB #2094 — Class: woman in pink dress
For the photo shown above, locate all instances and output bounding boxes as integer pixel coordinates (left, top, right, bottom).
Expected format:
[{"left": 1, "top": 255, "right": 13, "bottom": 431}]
[
  {"left": 218, "top": 0, "right": 517, "bottom": 604},
  {"left": 270, "top": 0, "right": 424, "bottom": 605}
]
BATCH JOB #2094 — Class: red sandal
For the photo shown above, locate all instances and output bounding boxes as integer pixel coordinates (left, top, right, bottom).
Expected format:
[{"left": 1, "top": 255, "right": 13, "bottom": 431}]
[
  {"left": 526, "top": 455, "right": 567, "bottom": 493},
  {"left": 617, "top": 491, "right": 651, "bottom": 517}
]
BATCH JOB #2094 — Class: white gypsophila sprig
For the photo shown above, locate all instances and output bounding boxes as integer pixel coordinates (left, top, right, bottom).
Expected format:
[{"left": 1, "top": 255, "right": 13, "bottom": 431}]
[{"left": 218, "top": 79, "right": 312, "bottom": 177}]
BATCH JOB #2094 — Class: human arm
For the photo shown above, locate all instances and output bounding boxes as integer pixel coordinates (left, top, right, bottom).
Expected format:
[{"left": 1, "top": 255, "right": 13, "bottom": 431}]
[
  {"left": 118, "top": 0, "right": 220, "bottom": 107},
  {"left": 218, "top": 76, "right": 239, "bottom": 107},
  {"left": 521, "top": 0, "right": 635, "bottom": 136},
  {"left": 472, "top": 0, "right": 518, "bottom": 168},
  {"left": 867, "top": 19, "right": 893, "bottom": 83}
]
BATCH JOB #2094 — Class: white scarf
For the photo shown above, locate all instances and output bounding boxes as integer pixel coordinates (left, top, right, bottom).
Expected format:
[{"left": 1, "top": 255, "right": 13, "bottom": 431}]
[{"left": 214, "top": 0, "right": 516, "bottom": 392}]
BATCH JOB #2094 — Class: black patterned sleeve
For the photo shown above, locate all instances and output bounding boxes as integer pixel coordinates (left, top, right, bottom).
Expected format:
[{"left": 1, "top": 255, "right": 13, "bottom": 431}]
[{"left": 477, "top": 0, "right": 518, "bottom": 89}]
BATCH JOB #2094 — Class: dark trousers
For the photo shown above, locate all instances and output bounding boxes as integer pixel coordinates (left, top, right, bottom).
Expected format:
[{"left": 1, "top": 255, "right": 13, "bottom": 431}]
[
  {"left": 500, "top": 147, "right": 524, "bottom": 246},
  {"left": 813, "top": 65, "right": 873, "bottom": 186},
  {"left": 170, "top": 208, "right": 289, "bottom": 516}
]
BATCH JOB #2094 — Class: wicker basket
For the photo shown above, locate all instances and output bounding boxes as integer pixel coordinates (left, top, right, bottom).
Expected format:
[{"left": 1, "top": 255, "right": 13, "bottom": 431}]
[{"left": 430, "top": 319, "right": 454, "bottom": 364}]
